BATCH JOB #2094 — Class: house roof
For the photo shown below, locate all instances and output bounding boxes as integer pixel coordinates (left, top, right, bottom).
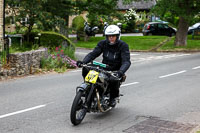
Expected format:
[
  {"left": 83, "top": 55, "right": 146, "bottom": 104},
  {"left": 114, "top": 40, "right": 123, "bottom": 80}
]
[{"left": 117, "top": 0, "right": 156, "bottom": 10}]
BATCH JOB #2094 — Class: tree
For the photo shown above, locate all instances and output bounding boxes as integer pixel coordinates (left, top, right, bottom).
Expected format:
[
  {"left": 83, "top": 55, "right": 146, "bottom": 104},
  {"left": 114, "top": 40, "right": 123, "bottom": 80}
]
[
  {"left": 42, "top": 0, "right": 75, "bottom": 30},
  {"left": 122, "top": 0, "right": 200, "bottom": 46},
  {"left": 6, "top": 0, "right": 75, "bottom": 42},
  {"left": 75, "top": 0, "right": 119, "bottom": 26},
  {"left": 152, "top": 0, "right": 200, "bottom": 46},
  {"left": 6, "top": 0, "right": 46, "bottom": 41}
]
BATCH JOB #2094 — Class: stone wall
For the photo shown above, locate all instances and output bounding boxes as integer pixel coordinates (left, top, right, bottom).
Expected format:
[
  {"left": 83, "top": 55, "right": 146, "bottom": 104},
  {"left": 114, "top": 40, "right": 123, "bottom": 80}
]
[{"left": 0, "top": 48, "right": 48, "bottom": 79}]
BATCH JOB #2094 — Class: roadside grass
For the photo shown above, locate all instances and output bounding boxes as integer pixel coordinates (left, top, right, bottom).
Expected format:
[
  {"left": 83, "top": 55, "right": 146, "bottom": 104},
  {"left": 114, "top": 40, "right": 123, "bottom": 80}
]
[
  {"left": 74, "top": 36, "right": 168, "bottom": 51},
  {"left": 74, "top": 35, "right": 200, "bottom": 52},
  {"left": 121, "top": 36, "right": 167, "bottom": 50},
  {"left": 160, "top": 35, "right": 200, "bottom": 51}
]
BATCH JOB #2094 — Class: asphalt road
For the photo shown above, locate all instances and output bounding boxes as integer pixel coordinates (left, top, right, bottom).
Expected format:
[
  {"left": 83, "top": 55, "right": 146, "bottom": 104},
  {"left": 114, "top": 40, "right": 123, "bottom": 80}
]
[{"left": 0, "top": 49, "right": 200, "bottom": 133}]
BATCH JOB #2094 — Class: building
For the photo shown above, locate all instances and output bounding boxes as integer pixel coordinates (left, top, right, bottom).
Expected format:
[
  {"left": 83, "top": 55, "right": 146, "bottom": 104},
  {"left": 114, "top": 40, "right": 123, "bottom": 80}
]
[
  {"left": 117, "top": 0, "right": 157, "bottom": 23},
  {"left": 68, "top": 0, "right": 156, "bottom": 27},
  {"left": 117, "top": 0, "right": 156, "bottom": 12},
  {"left": 0, "top": 0, "right": 4, "bottom": 50}
]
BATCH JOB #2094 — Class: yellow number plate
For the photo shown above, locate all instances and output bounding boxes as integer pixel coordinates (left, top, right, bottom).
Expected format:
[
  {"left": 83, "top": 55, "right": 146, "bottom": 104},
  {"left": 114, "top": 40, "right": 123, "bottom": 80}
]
[{"left": 85, "top": 70, "right": 99, "bottom": 83}]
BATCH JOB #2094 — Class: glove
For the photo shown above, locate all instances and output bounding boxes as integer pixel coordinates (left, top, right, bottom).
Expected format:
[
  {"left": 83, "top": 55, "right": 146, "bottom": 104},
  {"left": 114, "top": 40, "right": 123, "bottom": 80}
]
[
  {"left": 76, "top": 60, "right": 83, "bottom": 68},
  {"left": 115, "top": 70, "right": 124, "bottom": 78}
]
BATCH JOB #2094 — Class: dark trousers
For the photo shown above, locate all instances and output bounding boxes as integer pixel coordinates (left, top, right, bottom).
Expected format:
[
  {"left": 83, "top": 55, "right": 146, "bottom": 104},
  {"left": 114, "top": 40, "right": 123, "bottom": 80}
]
[{"left": 82, "top": 66, "right": 120, "bottom": 99}]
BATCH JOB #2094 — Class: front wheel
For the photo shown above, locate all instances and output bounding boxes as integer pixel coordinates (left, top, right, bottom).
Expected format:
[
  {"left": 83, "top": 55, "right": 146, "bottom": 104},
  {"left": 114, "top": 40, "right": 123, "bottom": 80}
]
[{"left": 70, "top": 91, "right": 87, "bottom": 125}]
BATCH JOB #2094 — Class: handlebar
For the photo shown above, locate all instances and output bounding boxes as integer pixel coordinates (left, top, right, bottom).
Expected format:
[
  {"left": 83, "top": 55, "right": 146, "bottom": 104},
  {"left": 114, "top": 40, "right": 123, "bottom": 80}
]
[{"left": 81, "top": 63, "right": 121, "bottom": 81}]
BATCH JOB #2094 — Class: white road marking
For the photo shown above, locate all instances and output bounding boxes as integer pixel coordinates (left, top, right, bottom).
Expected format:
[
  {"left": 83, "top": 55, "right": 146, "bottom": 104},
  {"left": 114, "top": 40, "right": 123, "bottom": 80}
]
[
  {"left": 0, "top": 104, "right": 46, "bottom": 119},
  {"left": 176, "top": 54, "right": 191, "bottom": 56},
  {"left": 130, "top": 53, "right": 140, "bottom": 56},
  {"left": 121, "top": 82, "right": 139, "bottom": 87},
  {"left": 132, "top": 54, "right": 191, "bottom": 63},
  {"left": 71, "top": 69, "right": 82, "bottom": 72},
  {"left": 192, "top": 66, "right": 200, "bottom": 70},
  {"left": 76, "top": 53, "right": 140, "bottom": 56},
  {"left": 159, "top": 70, "right": 187, "bottom": 79}
]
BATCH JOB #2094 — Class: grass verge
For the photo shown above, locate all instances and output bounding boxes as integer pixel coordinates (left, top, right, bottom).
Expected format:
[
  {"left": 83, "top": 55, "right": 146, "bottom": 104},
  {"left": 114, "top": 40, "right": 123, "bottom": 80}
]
[
  {"left": 73, "top": 35, "right": 200, "bottom": 52},
  {"left": 160, "top": 35, "right": 200, "bottom": 52}
]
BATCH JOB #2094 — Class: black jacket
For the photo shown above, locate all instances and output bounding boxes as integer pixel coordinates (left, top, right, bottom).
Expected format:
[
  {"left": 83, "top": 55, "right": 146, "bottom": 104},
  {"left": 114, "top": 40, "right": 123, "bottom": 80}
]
[{"left": 83, "top": 40, "right": 131, "bottom": 73}]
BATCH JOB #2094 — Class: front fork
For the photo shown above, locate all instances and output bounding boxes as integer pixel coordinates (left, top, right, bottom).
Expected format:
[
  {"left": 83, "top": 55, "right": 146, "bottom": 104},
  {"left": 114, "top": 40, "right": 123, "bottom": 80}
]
[
  {"left": 76, "top": 83, "right": 112, "bottom": 112},
  {"left": 76, "top": 83, "right": 95, "bottom": 110}
]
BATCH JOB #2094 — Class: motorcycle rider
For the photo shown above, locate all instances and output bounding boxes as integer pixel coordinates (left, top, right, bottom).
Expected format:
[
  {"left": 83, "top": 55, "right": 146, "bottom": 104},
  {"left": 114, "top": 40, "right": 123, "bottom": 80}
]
[{"left": 77, "top": 25, "right": 131, "bottom": 107}]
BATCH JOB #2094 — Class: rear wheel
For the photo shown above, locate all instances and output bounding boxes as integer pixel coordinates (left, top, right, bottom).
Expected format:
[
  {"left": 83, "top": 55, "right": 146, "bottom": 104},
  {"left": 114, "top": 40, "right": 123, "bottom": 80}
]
[{"left": 70, "top": 91, "right": 87, "bottom": 125}]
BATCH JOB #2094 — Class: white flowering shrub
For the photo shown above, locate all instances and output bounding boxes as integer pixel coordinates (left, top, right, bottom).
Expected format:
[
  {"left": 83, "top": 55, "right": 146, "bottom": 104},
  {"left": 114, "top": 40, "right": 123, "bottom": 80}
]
[
  {"left": 123, "top": 8, "right": 138, "bottom": 32},
  {"left": 124, "top": 8, "right": 139, "bottom": 22}
]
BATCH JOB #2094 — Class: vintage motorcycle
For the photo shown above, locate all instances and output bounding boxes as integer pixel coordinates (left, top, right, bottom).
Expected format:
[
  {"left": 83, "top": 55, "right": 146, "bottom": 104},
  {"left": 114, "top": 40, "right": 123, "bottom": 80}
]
[
  {"left": 84, "top": 22, "right": 99, "bottom": 36},
  {"left": 70, "top": 61, "right": 125, "bottom": 125}
]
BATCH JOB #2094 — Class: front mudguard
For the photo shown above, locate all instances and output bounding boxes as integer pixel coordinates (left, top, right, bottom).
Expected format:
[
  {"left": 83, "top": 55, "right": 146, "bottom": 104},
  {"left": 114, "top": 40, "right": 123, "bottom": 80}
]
[{"left": 76, "top": 83, "right": 90, "bottom": 93}]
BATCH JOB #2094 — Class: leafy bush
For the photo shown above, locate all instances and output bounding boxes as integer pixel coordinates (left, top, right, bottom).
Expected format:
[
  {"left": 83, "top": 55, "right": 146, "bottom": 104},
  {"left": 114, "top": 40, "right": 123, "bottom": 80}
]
[
  {"left": 123, "top": 8, "right": 137, "bottom": 32},
  {"left": 72, "top": 15, "right": 85, "bottom": 31},
  {"left": 40, "top": 31, "right": 75, "bottom": 49},
  {"left": 72, "top": 16, "right": 85, "bottom": 40},
  {"left": 10, "top": 41, "right": 39, "bottom": 53}
]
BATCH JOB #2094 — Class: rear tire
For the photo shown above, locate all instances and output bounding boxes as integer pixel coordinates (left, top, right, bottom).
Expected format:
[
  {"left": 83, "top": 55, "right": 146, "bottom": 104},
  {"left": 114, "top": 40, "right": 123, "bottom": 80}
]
[{"left": 70, "top": 91, "right": 87, "bottom": 125}]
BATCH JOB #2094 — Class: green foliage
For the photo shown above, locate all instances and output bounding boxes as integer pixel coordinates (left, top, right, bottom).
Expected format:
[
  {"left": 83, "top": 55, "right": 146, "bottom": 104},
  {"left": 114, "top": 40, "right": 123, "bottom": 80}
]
[
  {"left": 151, "top": 0, "right": 200, "bottom": 46},
  {"left": 76, "top": 0, "right": 120, "bottom": 27},
  {"left": 40, "top": 46, "right": 77, "bottom": 72},
  {"left": 135, "top": 11, "right": 150, "bottom": 31},
  {"left": 0, "top": 50, "right": 7, "bottom": 66},
  {"left": 40, "top": 31, "right": 75, "bottom": 49},
  {"left": 123, "top": 8, "right": 137, "bottom": 32},
  {"left": 152, "top": 0, "right": 200, "bottom": 26},
  {"left": 72, "top": 16, "right": 85, "bottom": 32},
  {"left": 192, "top": 14, "right": 200, "bottom": 25},
  {"left": 6, "top": 0, "right": 75, "bottom": 37},
  {"left": 10, "top": 41, "right": 39, "bottom": 53},
  {"left": 165, "top": 12, "right": 178, "bottom": 26},
  {"left": 72, "top": 16, "right": 85, "bottom": 40},
  {"left": 5, "top": 16, "right": 13, "bottom": 25}
]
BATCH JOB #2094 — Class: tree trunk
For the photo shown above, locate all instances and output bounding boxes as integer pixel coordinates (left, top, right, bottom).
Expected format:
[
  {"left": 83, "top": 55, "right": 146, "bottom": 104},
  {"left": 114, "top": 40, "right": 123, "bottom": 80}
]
[
  {"left": 27, "top": 24, "right": 33, "bottom": 42},
  {"left": 174, "top": 17, "right": 189, "bottom": 46}
]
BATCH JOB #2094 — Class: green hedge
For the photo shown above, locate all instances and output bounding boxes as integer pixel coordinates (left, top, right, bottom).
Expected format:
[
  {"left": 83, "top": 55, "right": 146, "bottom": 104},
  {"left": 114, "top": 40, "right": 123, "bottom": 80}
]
[
  {"left": 40, "top": 31, "right": 75, "bottom": 49},
  {"left": 72, "top": 16, "right": 85, "bottom": 40},
  {"left": 72, "top": 16, "right": 85, "bottom": 31}
]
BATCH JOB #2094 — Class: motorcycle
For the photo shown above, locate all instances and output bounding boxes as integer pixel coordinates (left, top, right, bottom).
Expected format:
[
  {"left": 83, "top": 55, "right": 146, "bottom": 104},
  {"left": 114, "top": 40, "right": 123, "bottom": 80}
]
[
  {"left": 84, "top": 22, "right": 99, "bottom": 36},
  {"left": 70, "top": 61, "right": 125, "bottom": 125}
]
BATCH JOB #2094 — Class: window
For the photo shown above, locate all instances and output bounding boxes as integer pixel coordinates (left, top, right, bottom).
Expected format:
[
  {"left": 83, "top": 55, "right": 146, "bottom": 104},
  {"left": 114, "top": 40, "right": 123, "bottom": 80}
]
[{"left": 158, "top": 24, "right": 164, "bottom": 29}]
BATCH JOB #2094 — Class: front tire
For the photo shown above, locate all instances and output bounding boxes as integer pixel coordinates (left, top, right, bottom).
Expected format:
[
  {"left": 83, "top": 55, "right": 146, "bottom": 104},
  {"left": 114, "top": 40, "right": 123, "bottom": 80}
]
[{"left": 70, "top": 91, "right": 87, "bottom": 125}]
